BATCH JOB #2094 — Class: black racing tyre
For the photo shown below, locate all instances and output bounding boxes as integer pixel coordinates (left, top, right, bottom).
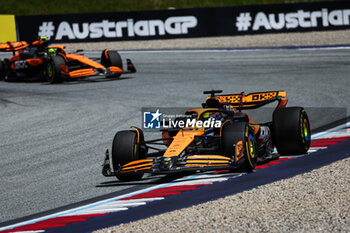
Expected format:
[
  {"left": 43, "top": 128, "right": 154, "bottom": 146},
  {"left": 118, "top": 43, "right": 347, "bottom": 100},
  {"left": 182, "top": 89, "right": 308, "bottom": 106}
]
[
  {"left": 272, "top": 107, "right": 310, "bottom": 155},
  {"left": 0, "top": 60, "right": 5, "bottom": 80},
  {"left": 2, "top": 60, "right": 19, "bottom": 82},
  {"left": 46, "top": 55, "right": 66, "bottom": 84},
  {"left": 112, "top": 130, "right": 144, "bottom": 181},
  {"left": 4, "top": 71, "right": 18, "bottom": 82},
  {"left": 222, "top": 122, "right": 257, "bottom": 172},
  {"left": 101, "top": 49, "right": 123, "bottom": 78}
]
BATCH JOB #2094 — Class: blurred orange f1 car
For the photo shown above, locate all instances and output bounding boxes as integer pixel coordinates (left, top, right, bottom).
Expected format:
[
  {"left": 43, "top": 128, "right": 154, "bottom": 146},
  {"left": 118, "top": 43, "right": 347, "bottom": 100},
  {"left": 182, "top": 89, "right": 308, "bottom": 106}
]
[
  {"left": 0, "top": 37, "right": 136, "bottom": 83},
  {"left": 102, "top": 90, "right": 311, "bottom": 181}
]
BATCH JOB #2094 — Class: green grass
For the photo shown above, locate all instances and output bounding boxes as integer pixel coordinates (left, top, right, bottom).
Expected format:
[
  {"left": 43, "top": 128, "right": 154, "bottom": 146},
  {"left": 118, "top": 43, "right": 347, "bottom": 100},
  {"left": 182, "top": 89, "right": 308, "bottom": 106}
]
[{"left": 0, "top": 0, "right": 339, "bottom": 15}]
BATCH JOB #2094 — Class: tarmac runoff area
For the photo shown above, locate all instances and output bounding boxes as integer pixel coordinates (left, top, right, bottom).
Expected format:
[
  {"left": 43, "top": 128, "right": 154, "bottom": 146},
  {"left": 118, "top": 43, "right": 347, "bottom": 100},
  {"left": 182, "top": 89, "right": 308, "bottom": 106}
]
[{"left": 94, "top": 158, "right": 350, "bottom": 233}]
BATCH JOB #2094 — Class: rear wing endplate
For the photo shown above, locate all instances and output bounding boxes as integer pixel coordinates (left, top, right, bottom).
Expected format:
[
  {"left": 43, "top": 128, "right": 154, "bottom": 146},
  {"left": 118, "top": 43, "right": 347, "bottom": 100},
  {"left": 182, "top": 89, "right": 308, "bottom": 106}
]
[{"left": 204, "top": 90, "right": 288, "bottom": 110}]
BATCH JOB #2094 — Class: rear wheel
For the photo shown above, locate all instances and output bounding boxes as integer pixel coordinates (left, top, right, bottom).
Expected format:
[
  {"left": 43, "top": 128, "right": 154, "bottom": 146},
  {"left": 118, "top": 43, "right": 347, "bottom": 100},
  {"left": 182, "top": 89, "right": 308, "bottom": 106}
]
[
  {"left": 272, "top": 107, "right": 310, "bottom": 155},
  {"left": 46, "top": 55, "right": 66, "bottom": 84},
  {"left": 2, "top": 60, "right": 19, "bottom": 82},
  {"left": 101, "top": 49, "right": 123, "bottom": 77},
  {"left": 112, "top": 130, "right": 144, "bottom": 181},
  {"left": 222, "top": 122, "right": 257, "bottom": 172}
]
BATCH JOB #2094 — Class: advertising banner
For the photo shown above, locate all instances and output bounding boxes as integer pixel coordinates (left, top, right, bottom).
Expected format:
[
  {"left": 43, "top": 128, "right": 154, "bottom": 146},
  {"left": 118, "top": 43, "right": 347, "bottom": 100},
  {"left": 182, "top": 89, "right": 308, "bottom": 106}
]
[{"left": 15, "top": 1, "right": 350, "bottom": 43}]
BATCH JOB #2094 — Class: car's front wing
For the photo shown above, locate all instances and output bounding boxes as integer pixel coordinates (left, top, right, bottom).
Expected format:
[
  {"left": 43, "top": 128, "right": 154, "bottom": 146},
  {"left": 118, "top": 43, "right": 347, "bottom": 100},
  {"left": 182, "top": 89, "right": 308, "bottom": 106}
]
[
  {"left": 63, "top": 59, "right": 136, "bottom": 79},
  {"left": 102, "top": 151, "right": 235, "bottom": 177}
]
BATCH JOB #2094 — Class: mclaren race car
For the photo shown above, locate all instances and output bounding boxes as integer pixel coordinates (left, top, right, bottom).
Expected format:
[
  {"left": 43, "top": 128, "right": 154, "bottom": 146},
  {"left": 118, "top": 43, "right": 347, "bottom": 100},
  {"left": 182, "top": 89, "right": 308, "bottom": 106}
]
[
  {"left": 0, "top": 37, "right": 136, "bottom": 83},
  {"left": 102, "top": 90, "right": 311, "bottom": 181}
]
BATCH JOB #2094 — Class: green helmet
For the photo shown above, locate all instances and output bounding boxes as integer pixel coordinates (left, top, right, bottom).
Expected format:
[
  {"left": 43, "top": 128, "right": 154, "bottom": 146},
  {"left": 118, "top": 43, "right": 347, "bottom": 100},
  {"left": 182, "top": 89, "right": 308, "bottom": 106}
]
[
  {"left": 202, "top": 112, "right": 210, "bottom": 119},
  {"left": 48, "top": 48, "right": 55, "bottom": 56}
]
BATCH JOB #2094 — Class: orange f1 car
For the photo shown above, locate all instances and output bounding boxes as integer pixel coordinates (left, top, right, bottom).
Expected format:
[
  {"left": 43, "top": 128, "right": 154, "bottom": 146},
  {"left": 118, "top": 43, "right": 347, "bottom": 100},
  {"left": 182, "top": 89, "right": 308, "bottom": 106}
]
[
  {"left": 102, "top": 90, "right": 311, "bottom": 181},
  {"left": 0, "top": 38, "right": 136, "bottom": 83}
]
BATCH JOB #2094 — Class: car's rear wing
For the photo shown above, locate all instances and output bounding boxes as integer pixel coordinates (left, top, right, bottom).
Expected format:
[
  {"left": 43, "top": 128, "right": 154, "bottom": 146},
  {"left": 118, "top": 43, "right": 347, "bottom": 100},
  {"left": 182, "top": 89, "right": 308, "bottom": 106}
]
[
  {"left": 0, "top": 41, "right": 28, "bottom": 52},
  {"left": 204, "top": 90, "right": 288, "bottom": 110}
]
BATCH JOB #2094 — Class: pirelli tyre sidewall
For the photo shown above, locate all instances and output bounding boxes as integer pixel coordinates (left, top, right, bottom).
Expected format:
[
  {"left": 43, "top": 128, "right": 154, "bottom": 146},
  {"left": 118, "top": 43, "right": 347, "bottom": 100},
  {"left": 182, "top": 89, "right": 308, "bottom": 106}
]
[
  {"left": 112, "top": 130, "right": 144, "bottom": 181},
  {"left": 244, "top": 126, "right": 257, "bottom": 171},
  {"left": 222, "top": 122, "right": 257, "bottom": 172},
  {"left": 272, "top": 107, "right": 311, "bottom": 155},
  {"left": 46, "top": 55, "right": 66, "bottom": 84}
]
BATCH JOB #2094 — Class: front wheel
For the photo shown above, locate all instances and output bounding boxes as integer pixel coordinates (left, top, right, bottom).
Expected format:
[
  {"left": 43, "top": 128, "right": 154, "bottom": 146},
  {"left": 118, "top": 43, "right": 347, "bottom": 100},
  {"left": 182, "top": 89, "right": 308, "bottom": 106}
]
[
  {"left": 112, "top": 130, "right": 144, "bottom": 181},
  {"left": 222, "top": 122, "right": 257, "bottom": 172},
  {"left": 46, "top": 55, "right": 66, "bottom": 84},
  {"left": 272, "top": 107, "right": 310, "bottom": 155},
  {"left": 101, "top": 49, "right": 123, "bottom": 78}
]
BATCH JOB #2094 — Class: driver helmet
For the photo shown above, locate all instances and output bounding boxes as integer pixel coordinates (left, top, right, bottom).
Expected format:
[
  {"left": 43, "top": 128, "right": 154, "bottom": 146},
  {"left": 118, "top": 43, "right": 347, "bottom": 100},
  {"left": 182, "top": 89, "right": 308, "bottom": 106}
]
[
  {"left": 48, "top": 48, "right": 56, "bottom": 56},
  {"left": 203, "top": 111, "right": 225, "bottom": 122},
  {"left": 209, "top": 112, "right": 225, "bottom": 122}
]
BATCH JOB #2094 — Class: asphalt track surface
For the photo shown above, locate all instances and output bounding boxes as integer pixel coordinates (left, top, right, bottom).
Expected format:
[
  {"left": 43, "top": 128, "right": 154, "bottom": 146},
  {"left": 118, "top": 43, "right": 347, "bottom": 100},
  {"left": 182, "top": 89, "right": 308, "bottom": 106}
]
[{"left": 0, "top": 48, "right": 350, "bottom": 224}]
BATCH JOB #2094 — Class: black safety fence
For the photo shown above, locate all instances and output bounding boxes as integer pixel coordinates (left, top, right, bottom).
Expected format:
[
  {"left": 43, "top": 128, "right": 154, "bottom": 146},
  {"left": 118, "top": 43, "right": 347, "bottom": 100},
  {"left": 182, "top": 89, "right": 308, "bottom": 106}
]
[{"left": 15, "top": 1, "right": 350, "bottom": 43}]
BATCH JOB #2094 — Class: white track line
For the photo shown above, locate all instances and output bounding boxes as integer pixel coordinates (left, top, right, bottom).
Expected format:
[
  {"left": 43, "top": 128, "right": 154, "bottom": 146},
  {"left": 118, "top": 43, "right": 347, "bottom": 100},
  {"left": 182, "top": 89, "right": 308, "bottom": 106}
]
[
  {"left": 11, "top": 231, "right": 45, "bottom": 233},
  {"left": 67, "top": 208, "right": 129, "bottom": 215},
  {"left": 312, "top": 122, "right": 349, "bottom": 139}
]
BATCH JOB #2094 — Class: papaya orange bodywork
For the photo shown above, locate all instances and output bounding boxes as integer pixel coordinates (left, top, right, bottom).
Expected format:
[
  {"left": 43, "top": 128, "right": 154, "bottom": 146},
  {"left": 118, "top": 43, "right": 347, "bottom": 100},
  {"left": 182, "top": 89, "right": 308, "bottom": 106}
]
[
  {"left": 131, "top": 126, "right": 141, "bottom": 143},
  {"left": 31, "top": 40, "right": 45, "bottom": 47},
  {"left": 26, "top": 58, "right": 44, "bottom": 66},
  {"left": 9, "top": 54, "right": 20, "bottom": 63},
  {"left": 66, "top": 53, "right": 105, "bottom": 69},
  {"left": 0, "top": 41, "right": 28, "bottom": 51},
  {"left": 122, "top": 159, "right": 153, "bottom": 167},
  {"left": 163, "top": 128, "right": 204, "bottom": 158},
  {"left": 250, "top": 125, "right": 260, "bottom": 135},
  {"left": 120, "top": 159, "right": 153, "bottom": 172},
  {"left": 235, "top": 141, "right": 245, "bottom": 161},
  {"left": 60, "top": 65, "right": 69, "bottom": 75},
  {"left": 185, "top": 155, "right": 231, "bottom": 166},
  {"left": 208, "top": 91, "right": 288, "bottom": 109},
  {"left": 49, "top": 45, "right": 65, "bottom": 50},
  {"left": 277, "top": 97, "right": 288, "bottom": 109},
  {"left": 120, "top": 166, "right": 152, "bottom": 173},
  {"left": 187, "top": 155, "right": 231, "bottom": 160},
  {"left": 185, "top": 163, "right": 229, "bottom": 167},
  {"left": 185, "top": 162, "right": 230, "bottom": 166},
  {"left": 109, "top": 66, "right": 123, "bottom": 72},
  {"left": 104, "top": 49, "right": 109, "bottom": 59},
  {"left": 69, "top": 68, "right": 97, "bottom": 78}
]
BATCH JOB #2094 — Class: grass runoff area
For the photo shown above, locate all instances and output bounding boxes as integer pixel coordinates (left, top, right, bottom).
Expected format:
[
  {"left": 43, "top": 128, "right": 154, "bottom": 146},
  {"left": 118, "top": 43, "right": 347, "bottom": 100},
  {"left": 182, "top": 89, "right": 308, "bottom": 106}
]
[{"left": 0, "top": 0, "right": 340, "bottom": 15}]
